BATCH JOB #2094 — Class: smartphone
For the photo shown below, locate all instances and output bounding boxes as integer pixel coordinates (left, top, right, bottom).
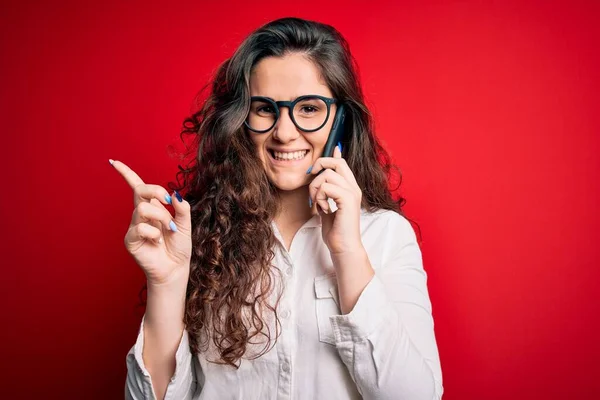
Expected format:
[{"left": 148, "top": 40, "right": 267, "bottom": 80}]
[
  {"left": 321, "top": 103, "right": 347, "bottom": 158},
  {"left": 317, "top": 103, "right": 346, "bottom": 213}
]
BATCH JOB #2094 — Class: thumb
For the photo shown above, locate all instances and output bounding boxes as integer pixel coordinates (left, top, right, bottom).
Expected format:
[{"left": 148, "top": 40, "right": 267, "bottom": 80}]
[
  {"left": 171, "top": 190, "right": 192, "bottom": 233},
  {"left": 319, "top": 203, "right": 334, "bottom": 232}
]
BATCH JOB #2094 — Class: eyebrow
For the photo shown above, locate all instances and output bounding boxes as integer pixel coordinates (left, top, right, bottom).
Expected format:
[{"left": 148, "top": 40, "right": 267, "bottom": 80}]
[{"left": 252, "top": 94, "right": 326, "bottom": 101}]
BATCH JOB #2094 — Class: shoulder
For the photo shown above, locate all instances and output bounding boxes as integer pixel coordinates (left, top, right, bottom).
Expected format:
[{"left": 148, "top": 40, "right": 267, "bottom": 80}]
[
  {"left": 359, "top": 207, "right": 417, "bottom": 240},
  {"left": 358, "top": 208, "right": 421, "bottom": 269}
]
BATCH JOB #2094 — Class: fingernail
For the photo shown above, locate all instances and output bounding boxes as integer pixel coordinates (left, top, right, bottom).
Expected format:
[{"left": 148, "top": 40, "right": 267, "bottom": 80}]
[
  {"left": 337, "top": 142, "right": 342, "bottom": 152},
  {"left": 108, "top": 159, "right": 114, "bottom": 165},
  {"left": 309, "top": 196, "right": 313, "bottom": 208},
  {"left": 174, "top": 190, "right": 183, "bottom": 202},
  {"left": 169, "top": 220, "right": 178, "bottom": 232},
  {"left": 306, "top": 166, "right": 313, "bottom": 174},
  {"left": 164, "top": 194, "right": 172, "bottom": 205}
]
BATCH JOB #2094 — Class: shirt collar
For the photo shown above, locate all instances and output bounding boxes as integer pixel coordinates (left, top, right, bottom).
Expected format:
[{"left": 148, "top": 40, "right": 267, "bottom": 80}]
[
  {"left": 270, "top": 213, "right": 320, "bottom": 240},
  {"left": 270, "top": 207, "right": 370, "bottom": 232}
]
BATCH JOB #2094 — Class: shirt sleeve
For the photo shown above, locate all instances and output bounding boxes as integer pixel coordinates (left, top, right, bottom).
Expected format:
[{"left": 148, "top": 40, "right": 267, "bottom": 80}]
[
  {"left": 125, "top": 315, "right": 199, "bottom": 400},
  {"left": 329, "top": 212, "right": 444, "bottom": 400}
]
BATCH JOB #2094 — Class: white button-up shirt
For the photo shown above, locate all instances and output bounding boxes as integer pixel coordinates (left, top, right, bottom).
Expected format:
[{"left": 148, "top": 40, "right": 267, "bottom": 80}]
[{"left": 125, "top": 209, "right": 444, "bottom": 399}]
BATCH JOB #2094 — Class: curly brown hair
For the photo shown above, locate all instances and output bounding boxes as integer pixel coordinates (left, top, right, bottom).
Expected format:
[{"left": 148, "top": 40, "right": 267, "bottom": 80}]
[{"left": 147, "top": 17, "right": 416, "bottom": 368}]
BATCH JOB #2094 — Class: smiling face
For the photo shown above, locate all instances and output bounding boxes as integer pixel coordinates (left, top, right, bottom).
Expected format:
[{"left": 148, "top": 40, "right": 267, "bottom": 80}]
[{"left": 247, "top": 53, "right": 336, "bottom": 191}]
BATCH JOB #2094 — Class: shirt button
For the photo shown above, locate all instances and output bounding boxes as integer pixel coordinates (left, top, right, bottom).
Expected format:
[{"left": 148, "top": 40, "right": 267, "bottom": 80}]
[
  {"left": 281, "top": 310, "right": 291, "bottom": 319},
  {"left": 282, "top": 362, "right": 291, "bottom": 373},
  {"left": 285, "top": 267, "right": 293, "bottom": 276}
]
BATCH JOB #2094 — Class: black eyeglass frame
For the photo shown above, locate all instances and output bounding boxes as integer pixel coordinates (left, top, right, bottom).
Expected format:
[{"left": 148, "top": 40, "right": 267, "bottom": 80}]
[{"left": 244, "top": 95, "right": 338, "bottom": 133}]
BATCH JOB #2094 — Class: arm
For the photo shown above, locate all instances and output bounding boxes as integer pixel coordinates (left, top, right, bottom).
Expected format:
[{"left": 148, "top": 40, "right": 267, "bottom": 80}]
[
  {"left": 125, "top": 281, "right": 197, "bottom": 400},
  {"left": 331, "top": 213, "right": 444, "bottom": 400}
]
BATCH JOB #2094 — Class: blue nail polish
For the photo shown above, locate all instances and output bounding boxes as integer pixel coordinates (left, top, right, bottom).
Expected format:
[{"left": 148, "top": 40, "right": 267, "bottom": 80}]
[
  {"left": 309, "top": 197, "right": 313, "bottom": 208},
  {"left": 337, "top": 142, "right": 343, "bottom": 152},
  {"left": 306, "top": 166, "right": 313, "bottom": 174},
  {"left": 174, "top": 190, "right": 183, "bottom": 202},
  {"left": 169, "top": 220, "right": 178, "bottom": 232},
  {"left": 165, "top": 194, "right": 172, "bottom": 205}
]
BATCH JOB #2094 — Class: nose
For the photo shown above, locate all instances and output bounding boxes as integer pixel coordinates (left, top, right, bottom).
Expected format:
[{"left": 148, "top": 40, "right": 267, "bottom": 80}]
[{"left": 272, "top": 106, "right": 299, "bottom": 143}]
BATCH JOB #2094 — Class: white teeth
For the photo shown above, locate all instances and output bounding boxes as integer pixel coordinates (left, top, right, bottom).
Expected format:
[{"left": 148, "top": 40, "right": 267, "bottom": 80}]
[{"left": 272, "top": 150, "right": 308, "bottom": 161}]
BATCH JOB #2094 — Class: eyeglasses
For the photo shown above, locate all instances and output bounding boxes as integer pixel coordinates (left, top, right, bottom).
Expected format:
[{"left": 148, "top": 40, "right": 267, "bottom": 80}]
[{"left": 245, "top": 95, "right": 338, "bottom": 133}]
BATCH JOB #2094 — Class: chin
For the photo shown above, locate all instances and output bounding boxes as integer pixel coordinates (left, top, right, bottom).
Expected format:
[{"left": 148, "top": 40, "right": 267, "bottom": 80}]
[{"left": 269, "top": 176, "right": 308, "bottom": 192}]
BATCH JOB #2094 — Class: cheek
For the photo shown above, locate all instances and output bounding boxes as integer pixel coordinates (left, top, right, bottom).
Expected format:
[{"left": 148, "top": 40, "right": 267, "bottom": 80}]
[
  {"left": 309, "top": 129, "right": 331, "bottom": 152},
  {"left": 248, "top": 133, "right": 266, "bottom": 155}
]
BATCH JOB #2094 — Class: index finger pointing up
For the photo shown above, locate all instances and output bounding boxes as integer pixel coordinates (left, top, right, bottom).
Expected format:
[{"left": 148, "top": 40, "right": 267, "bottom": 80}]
[
  {"left": 110, "top": 159, "right": 176, "bottom": 209},
  {"left": 110, "top": 158, "right": 158, "bottom": 207},
  {"left": 110, "top": 159, "right": 145, "bottom": 189}
]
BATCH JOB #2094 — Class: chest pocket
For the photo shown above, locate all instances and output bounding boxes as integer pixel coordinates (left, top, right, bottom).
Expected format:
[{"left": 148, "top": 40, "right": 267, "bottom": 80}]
[{"left": 314, "top": 273, "right": 341, "bottom": 345}]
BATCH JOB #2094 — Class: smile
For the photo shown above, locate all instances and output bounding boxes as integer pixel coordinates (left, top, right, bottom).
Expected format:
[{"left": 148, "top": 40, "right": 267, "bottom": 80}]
[{"left": 268, "top": 149, "right": 309, "bottom": 162}]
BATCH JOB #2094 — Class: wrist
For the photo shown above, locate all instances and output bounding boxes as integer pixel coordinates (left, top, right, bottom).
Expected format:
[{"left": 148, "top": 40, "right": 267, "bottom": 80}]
[
  {"left": 147, "top": 268, "right": 189, "bottom": 290},
  {"left": 331, "top": 245, "right": 371, "bottom": 274},
  {"left": 146, "top": 273, "right": 188, "bottom": 309},
  {"left": 147, "top": 278, "right": 187, "bottom": 303},
  {"left": 330, "top": 243, "right": 367, "bottom": 261}
]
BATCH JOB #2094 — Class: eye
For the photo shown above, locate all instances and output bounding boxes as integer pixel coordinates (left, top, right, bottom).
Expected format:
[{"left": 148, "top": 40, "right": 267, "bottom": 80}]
[
  {"left": 300, "top": 105, "right": 318, "bottom": 114},
  {"left": 295, "top": 97, "right": 326, "bottom": 118},
  {"left": 256, "top": 105, "right": 276, "bottom": 116},
  {"left": 297, "top": 103, "right": 322, "bottom": 116}
]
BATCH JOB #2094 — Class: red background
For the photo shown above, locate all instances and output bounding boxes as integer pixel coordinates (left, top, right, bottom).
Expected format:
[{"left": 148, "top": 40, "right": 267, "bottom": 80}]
[{"left": 1, "top": 0, "right": 599, "bottom": 398}]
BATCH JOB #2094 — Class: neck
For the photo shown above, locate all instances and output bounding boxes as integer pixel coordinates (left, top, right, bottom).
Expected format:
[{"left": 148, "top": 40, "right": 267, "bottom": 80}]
[{"left": 275, "top": 185, "right": 316, "bottom": 226}]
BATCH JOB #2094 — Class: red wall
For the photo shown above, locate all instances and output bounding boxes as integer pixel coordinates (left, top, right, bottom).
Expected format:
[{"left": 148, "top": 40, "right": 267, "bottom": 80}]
[{"left": 1, "top": 0, "right": 598, "bottom": 398}]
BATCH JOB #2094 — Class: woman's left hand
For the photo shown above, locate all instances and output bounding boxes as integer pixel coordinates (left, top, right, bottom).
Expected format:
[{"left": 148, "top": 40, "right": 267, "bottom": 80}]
[{"left": 308, "top": 144, "right": 363, "bottom": 255}]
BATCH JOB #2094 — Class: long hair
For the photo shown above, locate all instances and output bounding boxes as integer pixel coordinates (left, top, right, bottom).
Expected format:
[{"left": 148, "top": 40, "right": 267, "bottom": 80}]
[{"left": 158, "top": 17, "right": 412, "bottom": 368}]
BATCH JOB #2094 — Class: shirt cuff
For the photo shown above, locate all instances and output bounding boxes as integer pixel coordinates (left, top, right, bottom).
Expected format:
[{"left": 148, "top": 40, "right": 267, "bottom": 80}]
[{"left": 329, "top": 273, "right": 391, "bottom": 343}]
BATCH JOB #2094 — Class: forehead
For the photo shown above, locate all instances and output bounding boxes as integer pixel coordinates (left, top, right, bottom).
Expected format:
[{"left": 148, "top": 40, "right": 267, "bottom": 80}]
[{"left": 249, "top": 53, "right": 332, "bottom": 99}]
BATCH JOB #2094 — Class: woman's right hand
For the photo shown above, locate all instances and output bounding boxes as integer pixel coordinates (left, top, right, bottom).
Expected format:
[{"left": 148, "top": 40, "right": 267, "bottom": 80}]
[{"left": 111, "top": 159, "right": 192, "bottom": 287}]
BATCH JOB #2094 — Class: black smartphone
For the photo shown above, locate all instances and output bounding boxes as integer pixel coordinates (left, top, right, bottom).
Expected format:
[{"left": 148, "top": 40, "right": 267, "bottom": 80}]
[
  {"left": 316, "top": 103, "right": 346, "bottom": 213},
  {"left": 321, "top": 103, "right": 347, "bottom": 158}
]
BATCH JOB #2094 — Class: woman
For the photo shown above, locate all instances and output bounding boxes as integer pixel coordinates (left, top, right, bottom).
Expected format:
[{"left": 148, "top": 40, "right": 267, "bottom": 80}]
[{"left": 113, "top": 17, "right": 443, "bottom": 400}]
